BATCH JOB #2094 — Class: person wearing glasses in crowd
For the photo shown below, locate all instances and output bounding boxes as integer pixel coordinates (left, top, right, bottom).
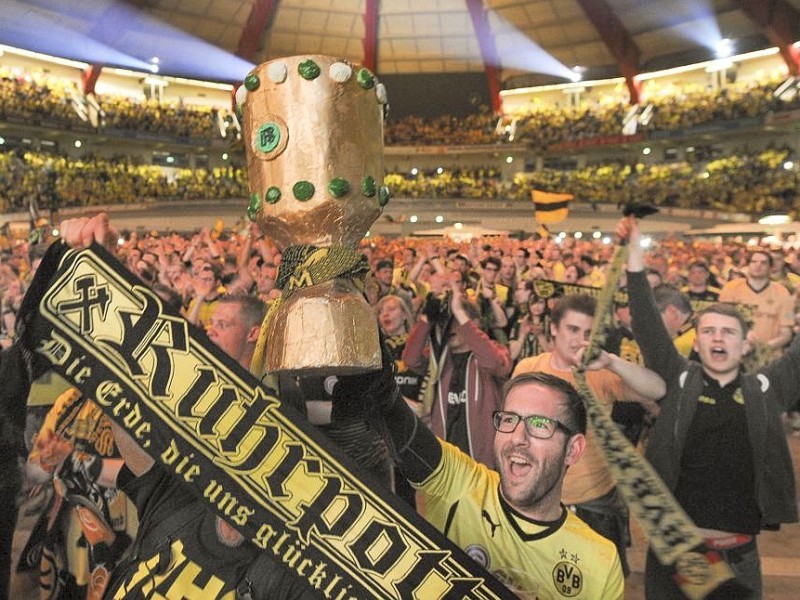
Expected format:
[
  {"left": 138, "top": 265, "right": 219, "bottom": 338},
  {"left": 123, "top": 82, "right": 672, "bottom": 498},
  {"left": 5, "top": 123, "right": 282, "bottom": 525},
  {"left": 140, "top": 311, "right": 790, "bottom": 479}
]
[
  {"left": 357, "top": 367, "right": 624, "bottom": 598},
  {"left": 512, "top": 294, "right": 665, "bottom": 576},
  {"left": 471, "top": 256, "right": 510, "bottom": 343}
]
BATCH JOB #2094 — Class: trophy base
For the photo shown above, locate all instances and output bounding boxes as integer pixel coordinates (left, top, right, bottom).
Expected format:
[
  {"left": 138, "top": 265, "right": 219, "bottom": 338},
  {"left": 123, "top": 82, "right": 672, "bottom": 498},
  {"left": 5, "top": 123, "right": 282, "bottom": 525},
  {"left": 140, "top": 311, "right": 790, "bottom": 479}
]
[{"left": 263, "top": 278, "right": 381, "bottom": 376}]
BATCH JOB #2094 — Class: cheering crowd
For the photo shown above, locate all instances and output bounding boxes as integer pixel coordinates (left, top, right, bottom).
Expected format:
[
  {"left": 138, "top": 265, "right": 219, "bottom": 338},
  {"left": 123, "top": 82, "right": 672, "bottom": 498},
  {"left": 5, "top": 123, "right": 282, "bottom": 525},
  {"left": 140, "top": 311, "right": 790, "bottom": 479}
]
[
  {"left": 0, "top": 207, "right": 797, "bottom": 598},
  {"left": 2, "top": 50, "right": 800, "bottom": 600}
]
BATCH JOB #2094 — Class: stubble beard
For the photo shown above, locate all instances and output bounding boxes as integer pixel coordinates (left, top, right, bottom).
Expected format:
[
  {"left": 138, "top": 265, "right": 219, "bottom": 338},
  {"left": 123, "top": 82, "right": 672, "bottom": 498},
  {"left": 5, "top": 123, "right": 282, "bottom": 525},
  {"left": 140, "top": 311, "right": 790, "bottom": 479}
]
[{"left": 496, "top": 443, "right": 566, "bottom": 517}]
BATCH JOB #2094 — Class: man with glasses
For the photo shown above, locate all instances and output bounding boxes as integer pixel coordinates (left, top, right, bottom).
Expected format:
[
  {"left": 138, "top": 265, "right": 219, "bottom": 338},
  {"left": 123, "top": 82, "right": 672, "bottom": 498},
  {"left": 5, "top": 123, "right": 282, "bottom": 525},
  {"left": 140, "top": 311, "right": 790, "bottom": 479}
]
[
  {"left": 365, "top": 369, "right": 624, "bottom": 597},
  {"left": 512, "top": 294, "right": 665, "bottom": 576},
  {"left": 473, "top": 256, "right": 509, "bottom": 343}
]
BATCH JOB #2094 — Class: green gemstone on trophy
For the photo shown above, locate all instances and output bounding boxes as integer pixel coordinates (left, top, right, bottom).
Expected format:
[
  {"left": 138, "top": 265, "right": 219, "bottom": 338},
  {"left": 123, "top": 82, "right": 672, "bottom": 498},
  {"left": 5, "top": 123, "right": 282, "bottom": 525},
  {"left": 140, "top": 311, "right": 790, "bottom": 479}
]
[
  {"left": 266, "top": 186, "right": 282, "bottom": 204},
  {"left": 247, "top": 193, "right": 261, "bottom": 221},
  {"left": 356, "top": 68, "right": 375, "bottom": 89},
  {"left": 244, "top": 74, "right": 260, "bottom": 91},
  {"left": 298, "top": 60, "right": 321, "bottom": 80},
  {"left": 328, "top": 178, "right": 350, "bottom": 198},
  {"left": 378, "top": 185, "right": 391, "bottom": 206},
  {"left": 361, "top": 176, "right": 376, "bottom": 197},
  {"left": 256, "top": 123, "right": 281, "bottom": 153},
  {"left": 293, "top": 181, "right": 315, "bottom": 201}
]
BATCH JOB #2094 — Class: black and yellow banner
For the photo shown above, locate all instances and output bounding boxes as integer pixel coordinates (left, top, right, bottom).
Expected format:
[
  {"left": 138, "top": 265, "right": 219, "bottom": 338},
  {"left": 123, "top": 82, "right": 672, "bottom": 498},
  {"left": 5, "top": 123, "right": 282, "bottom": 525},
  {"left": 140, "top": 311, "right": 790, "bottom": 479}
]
[
  {"left": 28, "top": 242, "right": 512, "bottom": 599},
  {"left": 532, "top": 279, "right": 756, "bottom": 326},
  {"left": 531, "top": 190, "right": 572, "bottom": 225},
  {"left": 532, "top": 278, "right": 628, "bottom": 305}
]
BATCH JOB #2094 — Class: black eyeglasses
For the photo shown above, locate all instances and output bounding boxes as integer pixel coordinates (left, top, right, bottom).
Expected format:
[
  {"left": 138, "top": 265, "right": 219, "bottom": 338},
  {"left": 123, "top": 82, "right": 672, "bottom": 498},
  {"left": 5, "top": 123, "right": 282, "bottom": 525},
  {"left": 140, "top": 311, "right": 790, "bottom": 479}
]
[{"left": 492, "top": 411, "right": 574, "bottom": 439}]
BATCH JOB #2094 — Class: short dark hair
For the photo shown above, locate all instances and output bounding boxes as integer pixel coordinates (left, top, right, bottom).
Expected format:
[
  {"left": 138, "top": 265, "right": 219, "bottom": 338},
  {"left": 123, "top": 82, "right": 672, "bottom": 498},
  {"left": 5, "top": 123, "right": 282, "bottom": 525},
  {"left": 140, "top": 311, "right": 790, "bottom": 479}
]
[
  {"left": 645, "top": 268, "right": 663, "bottom": 285},
  {"left": 687, "top": 259, "right": 709, "bottom": 272},
  {"left": 502, "top": 372, "right": 587, "bottom": 435},
  {"left": 481, "top": 256, "right": 502, "bottom": 270},
  {"left": 747, "top": 249, "right": 773, "bottom": 267},
  {"left": 516, "top": 247, "right": 530, "bottom": 259},
  {"left": 693, "top": 303, "right": 749, "bottom": 338},
  {"left": 551, "top": 294, "right": 596, "bottom": 326},
  {"left": 375, "top": 259, "right": 394, "bottom": 271},
  {"left": 653, "top": 285, "right": 692, "bottom": 316},
  {"left": 217, "top": 294, "right": 267, "bottom": 331},
  {"left": 580, "top": 254, "right": 596, "bottom": 267}
]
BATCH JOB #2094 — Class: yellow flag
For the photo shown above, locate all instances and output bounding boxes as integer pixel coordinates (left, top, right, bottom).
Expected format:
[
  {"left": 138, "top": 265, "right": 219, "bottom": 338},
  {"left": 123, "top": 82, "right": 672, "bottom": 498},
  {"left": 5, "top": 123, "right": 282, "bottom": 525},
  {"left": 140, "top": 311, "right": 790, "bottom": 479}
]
[{"left": 532, "top": 189, "right": 573, "bottom": 225}]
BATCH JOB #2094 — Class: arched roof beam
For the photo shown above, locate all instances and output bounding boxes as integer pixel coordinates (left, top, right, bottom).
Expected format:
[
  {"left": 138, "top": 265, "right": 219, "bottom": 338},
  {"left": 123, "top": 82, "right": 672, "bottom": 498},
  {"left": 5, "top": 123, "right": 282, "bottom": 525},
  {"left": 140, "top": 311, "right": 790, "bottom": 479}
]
[
  {"left": 363, "top": 0, "right": 379, "bottom": 73},
  {"left": 81, "top": 63, "right": 103, "bottom": 95},
  {"left": 738, "top": 0, "right": 800, "bottom": 76},
  {"left": 237, "top": 0, "right": 279, "bottom": 63},
  {"left": 574, "top": 0, "right": 642, "bottom": 104},
  {"left": 464, "top": 0, "right": 502, "bottom": 114}
]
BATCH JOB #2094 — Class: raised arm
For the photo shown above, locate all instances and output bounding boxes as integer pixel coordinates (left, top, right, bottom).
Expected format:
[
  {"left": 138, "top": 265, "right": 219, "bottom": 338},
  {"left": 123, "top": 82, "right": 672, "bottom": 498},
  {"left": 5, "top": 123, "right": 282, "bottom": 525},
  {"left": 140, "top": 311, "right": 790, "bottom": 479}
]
[
  {"left": 582, "top": 348, "right": 665, "bottom": 401},
  {"left": 616, "top": 217, "right": 686, "bottom": 380}
]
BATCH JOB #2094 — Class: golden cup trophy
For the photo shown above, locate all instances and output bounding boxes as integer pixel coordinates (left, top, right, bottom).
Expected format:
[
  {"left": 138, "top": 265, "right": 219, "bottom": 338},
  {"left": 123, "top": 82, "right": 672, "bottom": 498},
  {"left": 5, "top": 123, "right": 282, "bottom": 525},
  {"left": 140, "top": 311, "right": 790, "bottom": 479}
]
[{"left": 238, "top": 55, "right": 390, "bottom": 376}]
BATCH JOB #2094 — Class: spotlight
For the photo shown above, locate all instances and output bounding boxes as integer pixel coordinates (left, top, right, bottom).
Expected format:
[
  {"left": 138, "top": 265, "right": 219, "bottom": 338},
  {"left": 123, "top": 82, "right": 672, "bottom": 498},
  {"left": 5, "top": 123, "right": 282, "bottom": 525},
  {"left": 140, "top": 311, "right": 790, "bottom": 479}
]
[{"left": 716, "top": 39, "right": 733, "bottom": 59}]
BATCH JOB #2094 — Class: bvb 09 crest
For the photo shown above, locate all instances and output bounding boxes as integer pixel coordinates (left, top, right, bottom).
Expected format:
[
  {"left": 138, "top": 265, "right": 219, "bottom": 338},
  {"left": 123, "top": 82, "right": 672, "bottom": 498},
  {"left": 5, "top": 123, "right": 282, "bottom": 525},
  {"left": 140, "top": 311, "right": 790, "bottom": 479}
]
[{"left": 552, "top": 559, "right": 583, "bottom": 597}]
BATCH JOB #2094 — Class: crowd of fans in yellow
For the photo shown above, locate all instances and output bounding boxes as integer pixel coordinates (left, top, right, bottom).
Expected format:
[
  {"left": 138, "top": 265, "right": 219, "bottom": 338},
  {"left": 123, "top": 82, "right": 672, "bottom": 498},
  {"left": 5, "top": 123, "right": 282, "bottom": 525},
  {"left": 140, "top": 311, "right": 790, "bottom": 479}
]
[{"left": 2, "top": 64, "right": 800, "bottom": 217}]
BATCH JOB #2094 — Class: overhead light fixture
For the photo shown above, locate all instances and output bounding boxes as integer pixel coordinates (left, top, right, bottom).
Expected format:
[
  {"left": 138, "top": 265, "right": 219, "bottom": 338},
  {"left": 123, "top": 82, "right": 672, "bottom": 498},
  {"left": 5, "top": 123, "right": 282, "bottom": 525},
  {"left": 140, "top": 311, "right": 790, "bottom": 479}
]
[{"left": 716, "top": 39, "right": 733, "bottom": 59}]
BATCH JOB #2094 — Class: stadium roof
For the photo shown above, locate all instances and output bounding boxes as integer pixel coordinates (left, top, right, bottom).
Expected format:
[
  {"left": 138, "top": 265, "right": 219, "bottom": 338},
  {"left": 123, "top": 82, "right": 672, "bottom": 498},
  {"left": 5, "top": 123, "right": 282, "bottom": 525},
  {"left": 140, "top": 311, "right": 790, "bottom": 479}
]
[{"left": 3, "top": 0, "right": 800, "bottom": 108}]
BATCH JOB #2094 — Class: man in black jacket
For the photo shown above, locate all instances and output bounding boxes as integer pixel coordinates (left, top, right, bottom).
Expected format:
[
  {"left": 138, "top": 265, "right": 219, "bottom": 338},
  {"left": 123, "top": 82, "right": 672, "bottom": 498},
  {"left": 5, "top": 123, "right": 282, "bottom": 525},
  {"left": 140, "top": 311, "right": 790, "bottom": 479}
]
[{"left": 617, "top": 216, "right": 799, "bottom": 600}]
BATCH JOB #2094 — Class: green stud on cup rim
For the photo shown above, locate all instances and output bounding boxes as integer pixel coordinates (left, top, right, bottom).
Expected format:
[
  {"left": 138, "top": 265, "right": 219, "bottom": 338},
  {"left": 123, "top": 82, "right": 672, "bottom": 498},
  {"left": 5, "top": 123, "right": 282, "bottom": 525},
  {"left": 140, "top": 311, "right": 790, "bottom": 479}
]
[
  {"left": 328, "top": 178, "right": 350, "bottom": 198},
  {"left": 298, "top": 60, "right": 321, "bottom": 80},
  {"left": 356, "top": 68, "right": 375, "bottom": 89},
  {"left": 244, "top": 74, "right": 260, "bottom": 91},
  {"left": 293, "top": 181, "right": 315, "bottom": 201}
]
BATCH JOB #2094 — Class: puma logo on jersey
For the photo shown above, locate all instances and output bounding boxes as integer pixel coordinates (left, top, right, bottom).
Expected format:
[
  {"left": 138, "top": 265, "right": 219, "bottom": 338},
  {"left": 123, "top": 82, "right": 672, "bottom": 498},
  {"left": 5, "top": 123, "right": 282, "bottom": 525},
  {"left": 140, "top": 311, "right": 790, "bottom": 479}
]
[{"left": 481, "top": 510, "right": 500, "bottom": 537}]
